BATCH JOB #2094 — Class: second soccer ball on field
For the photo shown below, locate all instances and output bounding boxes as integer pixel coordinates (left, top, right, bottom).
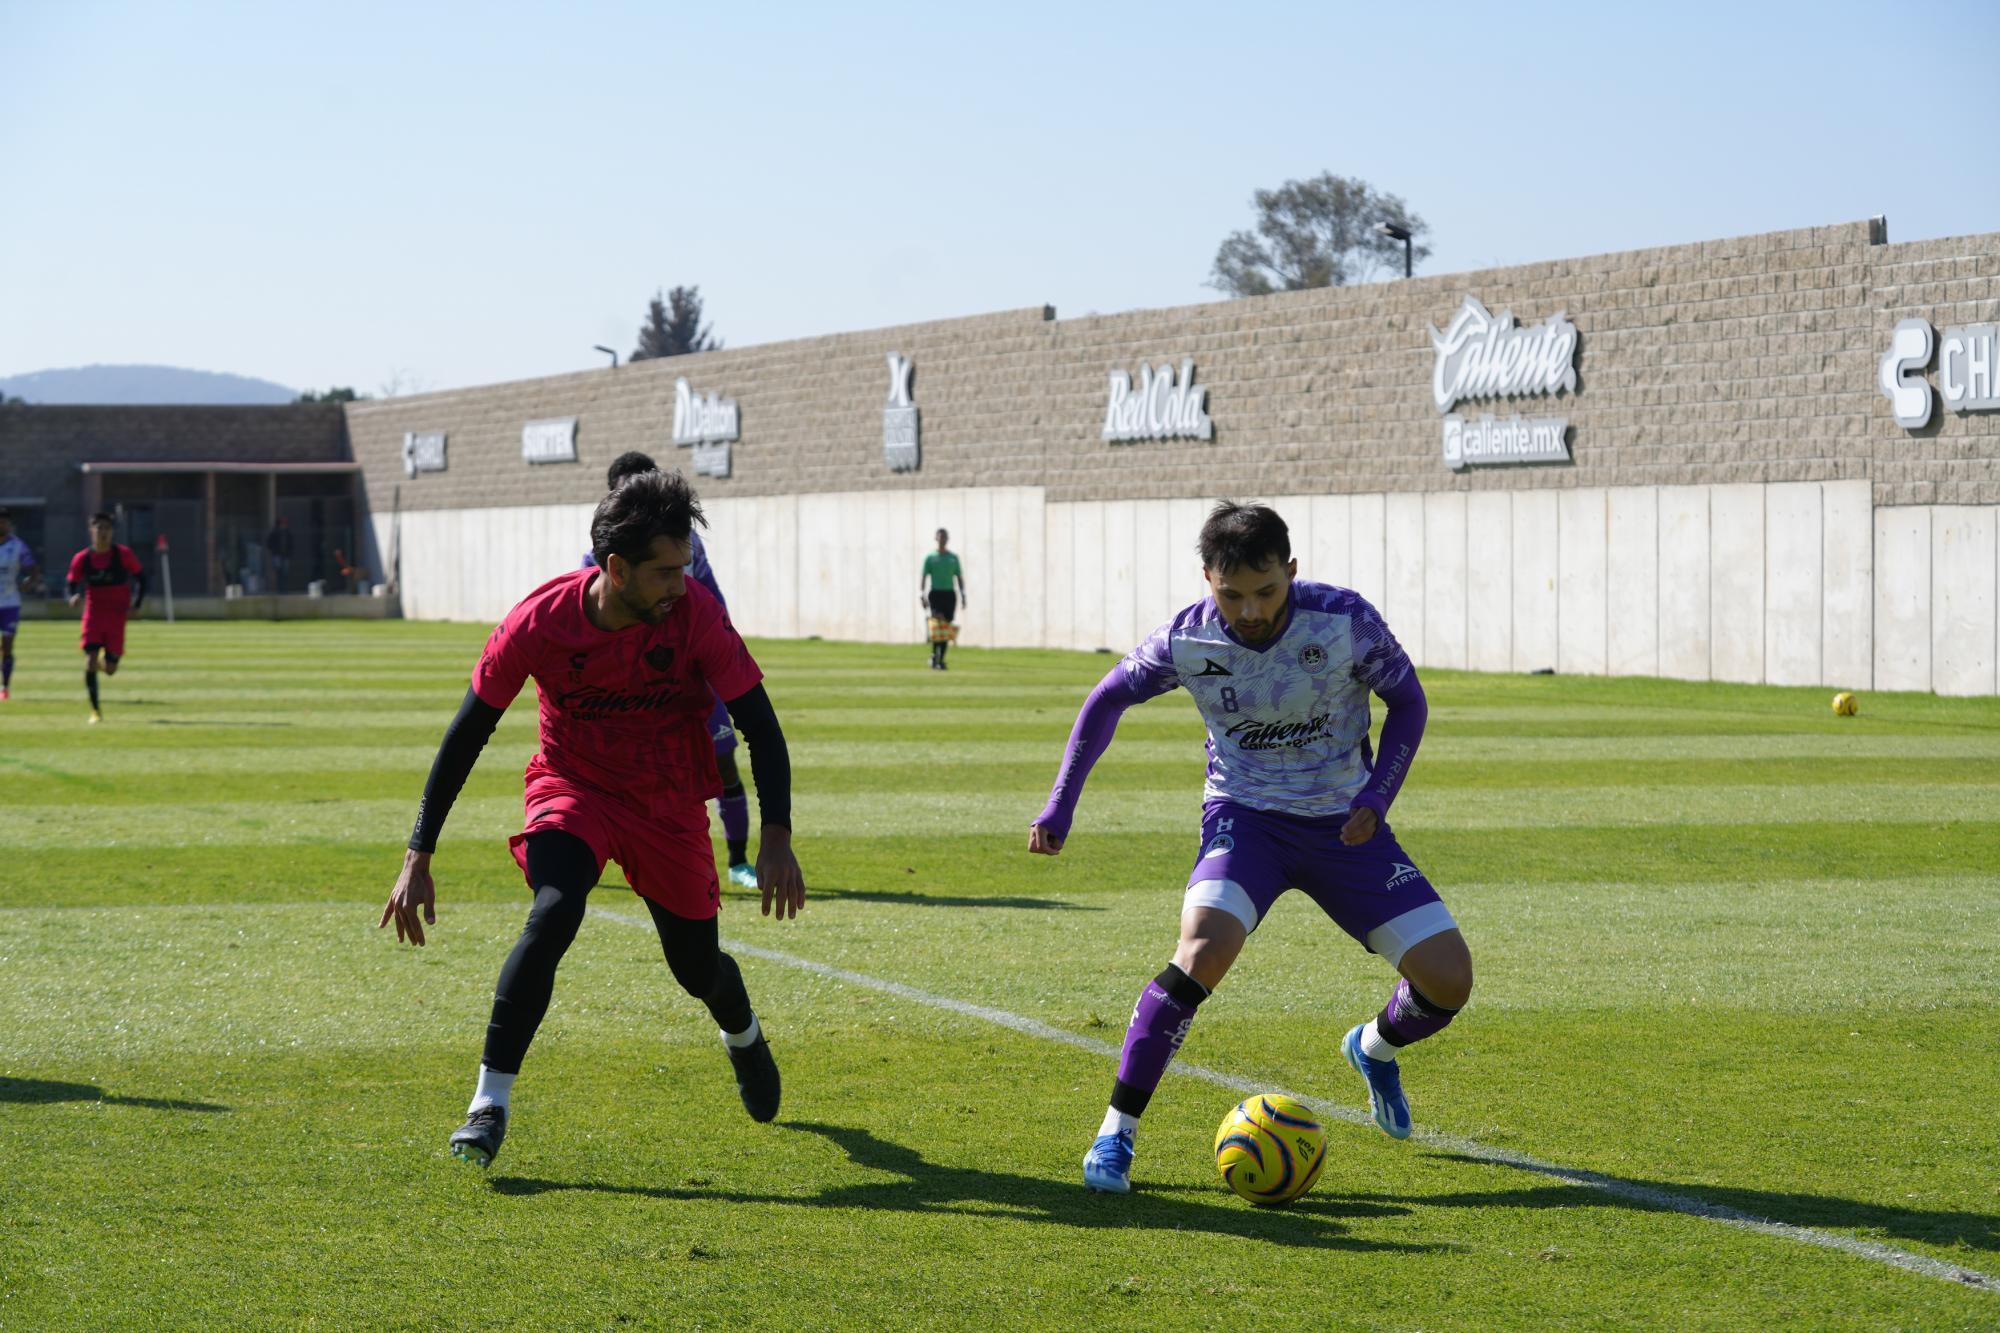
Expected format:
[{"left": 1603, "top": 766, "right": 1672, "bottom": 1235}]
[{"left": 1214, "top": 1093, "right": 1326, "bottom": 1206}]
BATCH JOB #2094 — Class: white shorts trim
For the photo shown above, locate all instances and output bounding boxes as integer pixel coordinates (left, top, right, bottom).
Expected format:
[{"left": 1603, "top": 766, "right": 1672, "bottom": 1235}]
[
  {"left": 1366, "top": 900, "right": 1458, "bottom": 968},
  {"left": 1184, "top": 879, "right": 1259, "bottom": 934}
]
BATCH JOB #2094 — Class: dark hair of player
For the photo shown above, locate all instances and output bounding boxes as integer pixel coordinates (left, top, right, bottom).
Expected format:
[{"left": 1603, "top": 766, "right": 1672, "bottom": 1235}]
[
  {"left": 605, "top": 451, "right": 658, "bottom": 491},
  {"left": 590, "top": 468, "right": 706, "bottom": 569},
  {"left": 1198, "top": 501, "right": 1291, "bottom": 574},
  {"left": 90, "top": 510, "right": 114, "bottom": 526},
  {"left": 0, "top": 506, "right": 10, "bottom": 519}
]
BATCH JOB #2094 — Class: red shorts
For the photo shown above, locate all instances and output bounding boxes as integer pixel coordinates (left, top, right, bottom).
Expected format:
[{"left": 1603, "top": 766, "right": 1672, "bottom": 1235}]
[
  {"left": 81, "top": 616, "right": 127, "bottom": 658},
  {"left": 508, "top": 772, "right": 719, "bottom": 918}
]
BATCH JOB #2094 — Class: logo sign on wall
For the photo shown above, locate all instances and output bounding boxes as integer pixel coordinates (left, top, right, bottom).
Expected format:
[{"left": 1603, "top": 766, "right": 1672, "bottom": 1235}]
[
  {"left": 1103, "top": 360, "right": 1213, "bottom": 443},
  {"left": 673, "top": 378, "right": 739, "bottom": 478},
  {"left": 1880, "top": 318, "right": 2000, "bottom": 429},
  {"left": 1430, "top": 296, "right": 1577, "bottom": 470},
  {"left": 521, "top": 417, "right": 578, "bottom": 465},
  {"left": 401, "top": 431, "right": 447, "bottom": 477},
  {"left": 884, "top": 352, "right": 920, "bottom": 472}
]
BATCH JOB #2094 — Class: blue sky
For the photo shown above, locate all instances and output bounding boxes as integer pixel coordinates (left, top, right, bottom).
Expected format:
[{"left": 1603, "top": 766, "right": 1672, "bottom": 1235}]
[{"left": 3, "top": 0, "right": 1995, "bottom": 396}]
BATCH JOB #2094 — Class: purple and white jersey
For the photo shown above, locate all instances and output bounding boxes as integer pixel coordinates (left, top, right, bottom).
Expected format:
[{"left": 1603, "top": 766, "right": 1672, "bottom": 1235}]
[
  {"left": 0, "top": 536, "right": 36, "bottom": 610},
  {"left": 1120, "top": 581, "right": 1414, "bottom": 819}
]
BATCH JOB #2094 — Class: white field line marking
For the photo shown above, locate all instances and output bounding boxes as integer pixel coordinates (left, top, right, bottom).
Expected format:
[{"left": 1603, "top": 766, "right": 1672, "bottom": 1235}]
[{"left": 593, "top": 909, "right": 1996, "bottom": 1295}]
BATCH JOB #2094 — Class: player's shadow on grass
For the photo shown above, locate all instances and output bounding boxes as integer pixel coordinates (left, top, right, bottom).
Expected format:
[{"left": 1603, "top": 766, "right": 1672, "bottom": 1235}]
[
  {"left": 806, "top": 885, "right": 1101, "bottom": 912},
  {"left": 0, "top": 1076, "right": 229, "bottom": 1113},
  {"left": 1417, "top": 1156, "right": 2000, "bottom": 1255},
  {"left": 493, "top": 1120, "right": 1430, "bottom": 1254}
]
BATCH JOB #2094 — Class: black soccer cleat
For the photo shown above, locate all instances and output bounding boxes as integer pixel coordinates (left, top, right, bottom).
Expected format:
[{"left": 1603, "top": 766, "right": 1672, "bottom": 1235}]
[
  {"left": 449, "top": 1104, "right": 507, "bottom": 1168},
  {"left": 726, "top": 1036, "right": 781, "bottom": 1122}
]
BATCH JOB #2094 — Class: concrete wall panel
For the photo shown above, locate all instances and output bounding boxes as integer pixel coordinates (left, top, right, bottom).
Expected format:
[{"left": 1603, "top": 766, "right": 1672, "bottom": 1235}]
[
  {"left": 1657, "top": 486, "right": 1710, "bottom": 680},
  {"left": 1423, "top": 492, "right": 1468, "bottom": 670},
  {"left": 1384, "top": 493, "right": 1426, "bottom": 665},
  {"left": 1932, "top": 507, "right": 1998, "bottom": 696},
  {"left": 1101, "top": 499, "right": 1138, "bottom": 653},
  {"left": 1873, "top": 507, "right": 1931, "bottom": 693},
  {"left": 1308, "top": 494, "right": 1352, "bottom": 589},
  {"left": 1465, "top": 492, "right": 1512, "bottom": 672},
  {"left": 1069, "top": 502, "right": 1104, "bottom": 652},
  {"left": 1349, "top": 494, "right": 1387, "bottom": 608},
  {"left": 1044, "top": 502, "right": 1075, "bottom": 654},
  {"left": 1512, "top": 491, "right": 1559, "bottom": 673},
  {"left": 1606, "top": 487, "right": 1658, "bottom": 677},
  {"left": 1558, "top": 488, "right": 1608, "bottom": 676},
  {"left": 1822, "top": 480, "right": 1872, "bottom": 690},
  {"left": 1167, "top": 497, "right": 1207, "bottom": 608},
  {"left": 1709, "top": 484, "right": 1765, "bottom": 683},
  {"left": 1133, "top": 499, "right": 1173, "bottom": 639},
  {"left": 1763, "top": 482, "right": 1824, "bottom": 687}
]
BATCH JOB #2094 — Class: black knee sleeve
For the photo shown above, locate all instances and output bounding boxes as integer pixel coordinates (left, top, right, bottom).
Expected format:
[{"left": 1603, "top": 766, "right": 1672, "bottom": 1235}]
[
  {"left": 1155, "top": 962, "right": 1210, "bottom": 1007},
  {"left": 483, "top": 832, "right": 599, "bottom": 1073}
]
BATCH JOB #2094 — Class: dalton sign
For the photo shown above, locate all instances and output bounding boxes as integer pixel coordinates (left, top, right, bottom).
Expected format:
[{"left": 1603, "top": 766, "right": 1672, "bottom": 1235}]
[
  {"left": 673, "top": 378, "right": 739, "bottom": 478},
  {"left": 1430, "top": 296, "right": 1577, "bottom": 469},
  {"left": 1103, "top": 360, "right": 1212, "bottom": 443}
]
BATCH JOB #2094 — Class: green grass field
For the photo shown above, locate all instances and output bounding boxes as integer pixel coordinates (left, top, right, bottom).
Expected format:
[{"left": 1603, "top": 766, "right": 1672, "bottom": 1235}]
[{"left": 3, "top": 621, "right": 1997, "bottom": 1330}]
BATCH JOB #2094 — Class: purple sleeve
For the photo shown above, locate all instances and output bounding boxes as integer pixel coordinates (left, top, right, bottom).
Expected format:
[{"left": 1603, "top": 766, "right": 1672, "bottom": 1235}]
[
  {"left": 1351, "top": 668, "right": 1426, "bottom": 817},
  {"left": 1032, "top": 664, "right": 1171, "bottom": 841},
  {"left": 688, "top": 531, "right": 727, "bottom": 611}
]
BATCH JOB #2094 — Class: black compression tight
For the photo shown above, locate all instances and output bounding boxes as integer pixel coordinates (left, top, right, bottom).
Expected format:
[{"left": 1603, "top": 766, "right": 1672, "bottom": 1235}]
[{"left": 481, "top": 830, "right": 754, "bottom": 1074}]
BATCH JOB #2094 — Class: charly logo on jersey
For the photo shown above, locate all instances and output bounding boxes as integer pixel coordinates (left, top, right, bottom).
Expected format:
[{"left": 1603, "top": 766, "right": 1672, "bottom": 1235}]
[{"left": 1298, "top": 643, "right": 1327, "bottom": 673}]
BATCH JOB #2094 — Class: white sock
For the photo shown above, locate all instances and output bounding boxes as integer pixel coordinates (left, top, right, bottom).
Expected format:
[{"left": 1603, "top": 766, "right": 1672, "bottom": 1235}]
[
  {"left": 1098, "top": 1107, "right": 1139, "bottom": 1138},
  {"left": 469, "top": 1065, "right": 515, "bottom": 1114},
  {"left": 721, "top": 1013, "right": 762, "bottom": 1048},
  {"left": 1360, "top": 1019, "right": 1401, "bottom": 1063}
]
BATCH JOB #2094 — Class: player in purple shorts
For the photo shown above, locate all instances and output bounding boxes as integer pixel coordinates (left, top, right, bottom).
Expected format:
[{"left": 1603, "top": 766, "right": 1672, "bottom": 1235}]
[
  {"left": 1030, "top": 501, "right": 1473, "bottom": 1193},
  {"left": 583, "top": 452, "right": 758, "bottom": 890}
]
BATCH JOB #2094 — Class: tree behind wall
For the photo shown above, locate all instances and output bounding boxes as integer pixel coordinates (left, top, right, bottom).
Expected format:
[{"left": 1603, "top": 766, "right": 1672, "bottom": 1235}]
[
  {"left": 631, "top": 286, "right": 721, "bottom": 360},
  {"left": 1208, "top": 171, "right": 1432, "bottom": 296}
]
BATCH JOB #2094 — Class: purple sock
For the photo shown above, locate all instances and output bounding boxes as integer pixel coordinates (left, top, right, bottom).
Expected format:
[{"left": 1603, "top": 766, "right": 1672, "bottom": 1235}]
[
  {"left": 718, "top": 789, "right": 749, "bottom": 847},
  {"left": 1377, "top": 977, "right": 1459, "bottom": 1048},
  {"left": 1110, "top": 966, "right": 1206, "bottom": 1115}
]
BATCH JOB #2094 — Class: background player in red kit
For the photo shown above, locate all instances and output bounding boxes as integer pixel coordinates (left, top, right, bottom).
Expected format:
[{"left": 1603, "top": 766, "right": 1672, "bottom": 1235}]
[
  {"left": 65, "top": 511, "right": 146, "bottom": 724},
  {"left": 379, "top": 470, "right": 806, "bottom": 1168}
]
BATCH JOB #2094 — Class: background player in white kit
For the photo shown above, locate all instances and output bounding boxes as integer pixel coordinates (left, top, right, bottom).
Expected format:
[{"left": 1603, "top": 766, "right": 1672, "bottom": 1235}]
[
  {"left": 0, "top": 507, "right": 43, "bottom": 700},
  {"left": 1029, "top": 501, "right": 1473, "bottom": 1193}
]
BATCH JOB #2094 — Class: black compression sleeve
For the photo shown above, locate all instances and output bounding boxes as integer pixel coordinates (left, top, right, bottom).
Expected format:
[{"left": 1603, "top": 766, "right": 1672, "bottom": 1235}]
[
  {"left": 723, "top": 683, "right": 792, "bottom": 830},
  {"left": 130, "top": 570, "right": 146, "bottom": 610},
  {"left": 408, "top": 686, "right": 506, "bottom": 852}
]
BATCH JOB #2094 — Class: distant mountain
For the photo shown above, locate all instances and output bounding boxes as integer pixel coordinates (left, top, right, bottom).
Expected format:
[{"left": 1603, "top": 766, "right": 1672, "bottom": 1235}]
[{"left": 0, "top": 364, "right": 299, "bottom": 405}]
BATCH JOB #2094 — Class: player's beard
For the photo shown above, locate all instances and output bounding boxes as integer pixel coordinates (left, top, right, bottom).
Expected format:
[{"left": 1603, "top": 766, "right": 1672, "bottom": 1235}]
[{"left": 618, "top": 582, "right": 671, "bottom": 625}]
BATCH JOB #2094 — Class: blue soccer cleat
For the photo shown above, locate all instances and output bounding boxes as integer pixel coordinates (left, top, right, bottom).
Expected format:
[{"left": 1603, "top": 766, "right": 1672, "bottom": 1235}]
[
  {"left": 1082, "top": 1127, "right": 1136, "bottom": 1193},
  {"left": 1342, "top": 1024, "right": 1412, "bottom": 1140},
  {"left": 728, "top": 862, "right": 758, "bottom": 890}
]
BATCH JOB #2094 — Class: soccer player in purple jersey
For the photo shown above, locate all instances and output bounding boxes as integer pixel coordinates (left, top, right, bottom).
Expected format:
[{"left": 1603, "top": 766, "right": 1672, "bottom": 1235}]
[
  {"left": 584, "top": 452, "right": 759, "bottom": 891},
  {"left": 1030, "top": 501, "right": 1472, "bottom": 1193}
]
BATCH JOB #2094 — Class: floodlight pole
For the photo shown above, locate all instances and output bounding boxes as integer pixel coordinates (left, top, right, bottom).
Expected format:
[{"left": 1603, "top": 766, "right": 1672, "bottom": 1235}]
[
  {"left": 1377, "top": 221, "right": 1413, "bottom": 278},
  {"left": 593, "top": 345, "right": 619, "bottom": 368}
]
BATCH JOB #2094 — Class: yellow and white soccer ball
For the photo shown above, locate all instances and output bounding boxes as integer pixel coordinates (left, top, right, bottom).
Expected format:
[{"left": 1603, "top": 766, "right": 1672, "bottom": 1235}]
[
  {"left": 1832, "top": 691, "right": 1859, "bottom": 716},
  {"left": 1214, "top": 1093, "right": 1327, "bottom": 1206}
]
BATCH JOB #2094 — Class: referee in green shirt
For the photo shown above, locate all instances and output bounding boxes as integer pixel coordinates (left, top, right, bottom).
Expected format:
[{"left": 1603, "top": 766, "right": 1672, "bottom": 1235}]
[{"left": 920, "top": 528, "right": 966, "bottom": 670}]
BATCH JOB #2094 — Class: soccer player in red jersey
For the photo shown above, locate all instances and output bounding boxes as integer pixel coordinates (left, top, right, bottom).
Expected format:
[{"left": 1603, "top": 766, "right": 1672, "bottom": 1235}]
[
  {"left": 379, "top": 471, "right": 806, "bottom": 1168},
  {"left": 65, "top": 511, "right": 146, "bottom": 724}
]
